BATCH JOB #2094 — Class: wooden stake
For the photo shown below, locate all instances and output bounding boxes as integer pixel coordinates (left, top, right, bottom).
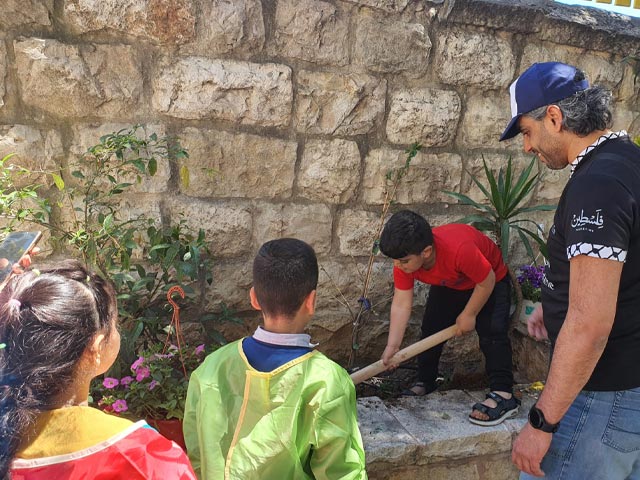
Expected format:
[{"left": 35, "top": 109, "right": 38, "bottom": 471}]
[{"left": 350, "top": 325, "right": 458, "bottom": 385}]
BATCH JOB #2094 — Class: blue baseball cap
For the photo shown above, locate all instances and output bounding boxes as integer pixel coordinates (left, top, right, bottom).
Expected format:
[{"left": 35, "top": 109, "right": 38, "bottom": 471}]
[{"left": 500, "top": 62, "right": 589, "bottom": 141}]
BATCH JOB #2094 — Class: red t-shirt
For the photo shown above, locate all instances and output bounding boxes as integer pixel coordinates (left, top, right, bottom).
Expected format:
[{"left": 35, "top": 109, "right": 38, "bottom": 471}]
[{"left": 393, "top": 224, "right": 508, "bottom": 291}]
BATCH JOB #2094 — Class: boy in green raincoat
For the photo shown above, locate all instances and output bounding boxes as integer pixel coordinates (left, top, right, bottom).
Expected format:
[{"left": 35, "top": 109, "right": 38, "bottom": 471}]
[{"left": 183, "top": 238, "right": 367, "bottom": 480}]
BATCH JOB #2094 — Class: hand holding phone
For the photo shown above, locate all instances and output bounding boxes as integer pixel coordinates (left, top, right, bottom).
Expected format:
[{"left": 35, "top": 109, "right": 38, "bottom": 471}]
[{"left": 0, "top": 231, "right": 42, "bottom": 283}]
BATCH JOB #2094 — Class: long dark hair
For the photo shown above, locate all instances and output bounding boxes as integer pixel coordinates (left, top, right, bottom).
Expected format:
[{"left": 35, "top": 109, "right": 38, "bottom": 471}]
[{"left": 0, "top": 260, "right": 117, "bottom": 478}]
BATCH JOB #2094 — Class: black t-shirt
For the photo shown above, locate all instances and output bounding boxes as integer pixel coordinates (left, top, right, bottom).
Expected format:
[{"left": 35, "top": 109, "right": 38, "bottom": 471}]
[{"left": 542, "top": 136, "right": 640, "bottom": 391}]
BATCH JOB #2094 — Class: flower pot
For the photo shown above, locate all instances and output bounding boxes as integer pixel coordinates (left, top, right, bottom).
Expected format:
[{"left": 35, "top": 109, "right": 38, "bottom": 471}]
[{"left": 146, "top": 418, "right": 186, "bottom": 451}]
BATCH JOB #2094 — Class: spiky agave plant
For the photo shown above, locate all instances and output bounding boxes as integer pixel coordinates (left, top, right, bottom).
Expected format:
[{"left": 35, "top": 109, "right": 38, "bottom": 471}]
[{"left": 444, "top": 155, "right": 556, "bottom": 262}]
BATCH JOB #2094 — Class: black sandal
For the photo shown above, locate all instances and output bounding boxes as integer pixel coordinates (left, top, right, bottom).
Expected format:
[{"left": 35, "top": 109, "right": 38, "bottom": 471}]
[{"left": 468, "top": 391, "right": 520, "bottom": 426}]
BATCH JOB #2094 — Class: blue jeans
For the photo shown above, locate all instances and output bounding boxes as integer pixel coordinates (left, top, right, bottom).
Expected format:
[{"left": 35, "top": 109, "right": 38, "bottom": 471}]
[{"left": 521, "top": 388, "right": 640, "bottom": 480}]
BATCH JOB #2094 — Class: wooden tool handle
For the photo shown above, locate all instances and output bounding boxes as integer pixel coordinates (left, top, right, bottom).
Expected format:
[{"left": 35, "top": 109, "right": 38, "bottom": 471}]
[{"left": 350, "top": 325, "right": 458, "bottom": 385}]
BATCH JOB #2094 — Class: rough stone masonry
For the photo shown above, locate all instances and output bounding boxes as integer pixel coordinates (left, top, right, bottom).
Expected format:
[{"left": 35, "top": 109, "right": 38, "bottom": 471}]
[{"left": 0, "top": 0, "right": 638, "bottom": 371}]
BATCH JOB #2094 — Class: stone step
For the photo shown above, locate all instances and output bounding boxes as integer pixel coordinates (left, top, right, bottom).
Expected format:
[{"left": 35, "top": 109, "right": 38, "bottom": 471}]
[{"left": 357, "top": 389, "right": 537, "bottom": 480}]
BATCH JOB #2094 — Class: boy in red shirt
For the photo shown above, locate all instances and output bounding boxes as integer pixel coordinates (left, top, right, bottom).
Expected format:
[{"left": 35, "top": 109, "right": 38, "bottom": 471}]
[{"left": 380, "top": 210, "right": 519, "bottom": 426}]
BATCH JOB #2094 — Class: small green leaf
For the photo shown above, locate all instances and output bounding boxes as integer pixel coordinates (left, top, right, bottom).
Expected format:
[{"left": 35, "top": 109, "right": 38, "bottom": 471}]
[
  {"left": 51, "top": 173, "right": 65, "bottom": 190},
  {"left": 148, "top": 158, "right": 157, "bottom": 176},
  {"left": 180, "top": 165, "right": 190, "bottom": 189}
]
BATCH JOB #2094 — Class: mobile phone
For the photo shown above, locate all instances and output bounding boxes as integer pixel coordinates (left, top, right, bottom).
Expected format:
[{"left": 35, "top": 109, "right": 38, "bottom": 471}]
[{"left": 0, "top": 231, "right": 42, "bottom": 282}]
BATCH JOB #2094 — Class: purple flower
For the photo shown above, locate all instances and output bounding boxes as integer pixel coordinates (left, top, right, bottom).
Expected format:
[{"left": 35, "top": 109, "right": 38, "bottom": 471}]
[
  {"left": 120, "top": 376, "right": 134, "bottom": 387},
  {"left": 194, "top": 344, "right": 205, "bottom": 355},
  {"left": 103, "top": 377, "right": 119, "bottom": 389},
  {"left": 131, "top": 356, "right": 145, "bottom": 372},
  {"left": 112, "top": 399, "right": 128, "bottom": 413},
  {"left": 148, "top": 380, "right": 159, "bottom": 390},
  {"left": 136, "top": 367, "right": 150, "bottom": 382}
]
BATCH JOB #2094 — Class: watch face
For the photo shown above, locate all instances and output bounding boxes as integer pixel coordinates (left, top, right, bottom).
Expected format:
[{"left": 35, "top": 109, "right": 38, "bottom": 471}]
[{"left": 529, "top": 407, "right": 543, "bottom": 428}]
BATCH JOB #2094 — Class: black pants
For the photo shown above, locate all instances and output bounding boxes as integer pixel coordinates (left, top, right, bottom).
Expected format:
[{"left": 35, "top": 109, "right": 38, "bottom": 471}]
[{"left": 417, "top": 276, "right": 513, "bottom": 393}]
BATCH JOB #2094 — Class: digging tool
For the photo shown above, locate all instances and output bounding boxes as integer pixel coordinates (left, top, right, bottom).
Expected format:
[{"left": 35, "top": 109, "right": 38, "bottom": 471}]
[{"left": 350, "top": 325, "right": 458, "bottom": 385}]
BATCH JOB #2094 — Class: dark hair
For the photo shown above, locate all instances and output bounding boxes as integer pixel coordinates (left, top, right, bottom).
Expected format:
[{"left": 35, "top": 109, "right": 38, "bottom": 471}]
[
  {"left": 252, "top": 238, "right": 318, "bottom": 319},
  {"left": 0, "top": 260, "right": 117, "bottom": 478},
  {"left": 526, "top": 73, "right": 613, "bottom": 137},
  {"left": 379, "top": 210, "right": 433, "bottom": 259}
]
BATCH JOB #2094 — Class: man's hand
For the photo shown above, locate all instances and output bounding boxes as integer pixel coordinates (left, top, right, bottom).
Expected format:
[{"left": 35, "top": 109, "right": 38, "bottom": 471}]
[
  {"left": 381, "top": 345, "right": 400, "bottom": 369},
  {"left": 455, "top": 311, "right": 476, "bottom": 336},
  {"left": 527, "top": 304, "right": 548, "bottom": 341},
  {"left": 512, "top": 423, "right": 551, "bottom": 477}
]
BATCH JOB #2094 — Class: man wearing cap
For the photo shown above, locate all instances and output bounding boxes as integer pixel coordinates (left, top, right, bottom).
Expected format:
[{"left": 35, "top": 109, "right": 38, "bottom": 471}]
[{"left": 502, "top": 62, "right": 640, "bottom": 479}]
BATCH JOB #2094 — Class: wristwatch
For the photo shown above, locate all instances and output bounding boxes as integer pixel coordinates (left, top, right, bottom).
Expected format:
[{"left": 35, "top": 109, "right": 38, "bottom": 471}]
[{"left": 528, "top": 403, "right": 560, "bottom": 433}]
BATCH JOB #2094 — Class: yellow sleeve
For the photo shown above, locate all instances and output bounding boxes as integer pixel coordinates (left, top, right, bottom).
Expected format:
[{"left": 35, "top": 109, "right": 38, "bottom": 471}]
[
  {"left": 310, "top": 368, "right": 367, "bottom": 480},
  {"left": 183, "top": 371, "right": 202, "bottom": 479}
]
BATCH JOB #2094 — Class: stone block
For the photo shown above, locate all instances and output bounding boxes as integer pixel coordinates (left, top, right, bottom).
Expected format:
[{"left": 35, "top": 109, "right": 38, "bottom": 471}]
[
  {"left": 476, "top": 454, "right": 520, "bottom": 480},
  {"left": 63, "top": 0, "right": 196, "bottom": 44},
  {"left": 618, "top": 63, "right": 639, "bottom": 104},
  {"left": 336, "top": 208, "right": 384, "bottom": 257},
  {"left": 435, "top": 28, "right": 514, "bottom": 89},
  {"left": 152, "top": 57, "right": 292, "bottom": 127},
  {"left": 535, "top": 164, "right": 570, "bottom": 202},
  {"left": 459, "top": 93, "right": 513, "bottom": 148},
  {"left": 178, "top": 127, "right": 296, "bottom": 199},
  {"left": 540, "top": 4, "right": 640, "bottom": 56},
  {"left": 298, "top": 139, "right": 361, "bottom": 204},
  {"left": 316, "top": 259, "right": 393, "bottom": 313},
  {"left": 520, "top": 44, "right": 624, "bottom": 91},
  {"left": 14, "top": 39, "right": 142, "bottom": 118},
  {"left": 310, "top": 308, "right": 391, "bottom": 362},
  {"left": 612, "top": 105, "right": 638, "bottom": 133},
  {"left": 204, "top": 258, "right": 254, "bottom": 313},
  {"left": 362, "top": 149, "right": 462, "bottom": 205},
  {"left": 342, "top": 0, "right": 411, "bottom": 12},
  {"left": 0, "top": 43, "right": 6, "bottom": 110},
  {"left": 353, "top": 10, "right": 431, "bottom": 76},
  {"left": 357, "top": 397, "right": 419, "bottom": 464},
  {"left": 180, "top": 0, "right": 264, "bottom": 55},
  {"left": 387, "top": 390, "right": 513, "bottom": 462},
  {"left": 0, "top": 1, "right": 53, "bottom": 28},
  {"left": 295, "top": 70, "right": 386, "bottom": 136},
  {"left": 252, "top": 203, "right": 332, "bottom": 254},
  {"left": 271, "top": 0, "right": 349, "bottom": 66},
  {"left": 164, "top": 197, "right": 252, "bottom": 258},
  {"left": 0, "top": 125, "right": 63, "bottom": 187},
  {"left": 380, "top": 463, "right": 480, "bottom": 480},
  {"left": 70, "top": 124, "right": 170, "bottom": 194},
  {"left": 386, "top": 89, "right": 461, "bottom": 146}
]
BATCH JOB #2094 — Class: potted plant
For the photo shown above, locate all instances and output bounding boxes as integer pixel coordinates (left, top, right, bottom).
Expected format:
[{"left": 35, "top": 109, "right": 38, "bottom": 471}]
[
  {"left": 93, "top": 342, "right": 209, "bottom": 449},
  {"left": 517, "top": 264, "right": 544, "bottom": 321}
]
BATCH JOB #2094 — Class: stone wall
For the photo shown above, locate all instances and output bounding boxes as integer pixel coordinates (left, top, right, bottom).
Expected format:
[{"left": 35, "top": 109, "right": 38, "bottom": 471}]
[{"left": 1, "top": 0, "right": 639, "bottom": 367}]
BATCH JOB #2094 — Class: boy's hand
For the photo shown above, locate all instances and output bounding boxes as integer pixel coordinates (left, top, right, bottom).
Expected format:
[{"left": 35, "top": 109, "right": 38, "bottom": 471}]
[
  {"left": 381, "top": 345, "right": 400, "bottom": 369},
  {"left": 455, "top": 312, "right": 476, "bottom": 336}
]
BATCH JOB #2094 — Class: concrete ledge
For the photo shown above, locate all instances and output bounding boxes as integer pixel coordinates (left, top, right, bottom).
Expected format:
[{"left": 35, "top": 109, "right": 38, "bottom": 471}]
[
  {"left": 358, "top": 389, "right": 537, "bottom": 480},
  {"left": 445, "top": 0, "right": 640, "bottom": 55}
]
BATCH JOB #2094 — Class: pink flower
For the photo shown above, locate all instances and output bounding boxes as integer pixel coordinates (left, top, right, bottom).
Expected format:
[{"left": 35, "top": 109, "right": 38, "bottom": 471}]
[
  {"left": 195, "top": 344, "right": 205, "bottom": 355},
  {"left": 131, "top": 356, "right": 145, "bottom": 372},
  {"left": 120, "top": 376, "right": 134, "bottom": 387},
  {"left": 112, "top": 399, "right": 128, "bottom": 413},
  {"left": 148, "top": 380, "right": 159, "bottom": 390},
  {"left": 103, "top": 377, "right": 119, "bottom": 389},
  {"left": 135, "top": 367, "right": 150, "bottom": 382}
]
